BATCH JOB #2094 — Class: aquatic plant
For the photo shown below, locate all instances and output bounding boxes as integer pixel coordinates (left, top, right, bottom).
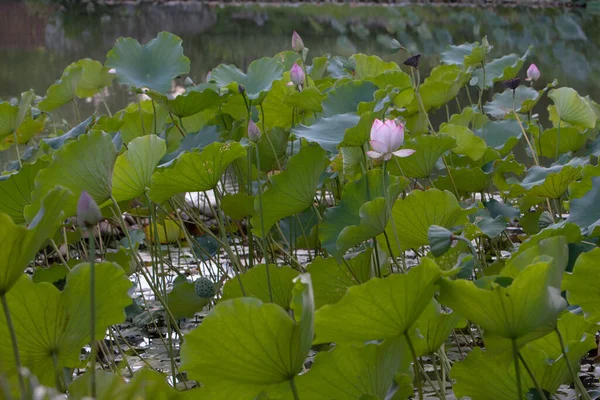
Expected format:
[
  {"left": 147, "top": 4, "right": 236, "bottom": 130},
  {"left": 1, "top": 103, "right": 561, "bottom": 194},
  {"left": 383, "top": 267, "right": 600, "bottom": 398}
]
[{"left": 0, "top": 30, "right": 599, "bottom": 400}]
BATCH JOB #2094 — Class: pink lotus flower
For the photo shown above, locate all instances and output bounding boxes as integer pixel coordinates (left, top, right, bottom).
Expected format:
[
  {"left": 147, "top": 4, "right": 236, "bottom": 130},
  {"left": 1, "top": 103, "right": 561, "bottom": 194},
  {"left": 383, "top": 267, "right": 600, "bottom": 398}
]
[
  {"left": 526, "top": 64, "right": 540, "bottom": 82},
  {"left": 366, "top": 119, "right": 415, "bottom": 161},
  {"left": 292, "top": 31, "right": 304, "bottom": 53},
  {"left": 290, "top": 63, "right": 305, "bottom": 87}
]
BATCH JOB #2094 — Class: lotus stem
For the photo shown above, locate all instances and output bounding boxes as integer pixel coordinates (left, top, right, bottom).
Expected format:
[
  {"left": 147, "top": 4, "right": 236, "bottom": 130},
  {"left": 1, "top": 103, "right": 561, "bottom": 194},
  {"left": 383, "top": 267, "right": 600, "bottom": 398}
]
[
  {"left": 290, "top": 377, "right": 301, "bottom": 400},
  {"left": 556, "top": 118, "right": 561, "bottom": 161},
  {"left": 555, "top": 327, "right": 592, "bottom": 400},
  {"left": 87, "top": 230, "right": 97, "bottom": 398},
  {"left": 512, "top": 339, "right": 523, "bottom": 400},
  {"left": 1, "top": 292, "right": 26, "bottom": 399},
  {"left": 254, "top": 143, "right": 274, "bottom": 303},
  {"left": 518, "top": 353, "right": 547, "bottom": 400},
  {"left": 405, "top": 332, "right": 424, "bottom": 400},
  {"left": 382, "top": 161, "right": 406, "bottom": 273}
]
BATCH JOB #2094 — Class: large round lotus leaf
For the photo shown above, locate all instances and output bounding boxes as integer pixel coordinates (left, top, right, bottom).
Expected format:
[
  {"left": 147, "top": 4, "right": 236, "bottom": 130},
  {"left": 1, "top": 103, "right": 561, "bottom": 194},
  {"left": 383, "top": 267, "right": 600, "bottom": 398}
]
[
  {"left": 322, "top": 80, "right": 376, "bottom": 117},
  {"left": 405, "top": 64, "right": 469, "bottom": 114},
  {"left": 210, "top": 57, "right": 284, "bottom": 100},
  {"left": 434, "top": 166, "right": 489, "bottom": 195},
  {"left": 349, "top": 54, "right": 400, "bottom": 79},
  {"left": 439, "top": 124, "right": 487, "bottom": 161},
  {"left": 180, "top": 275, "right": 313, "bottom": 399},
  {"left": 548, "top": 87, "right": 597, "bottom": 129},
  {"left": 452, "top": 311, "right": 595, "bottom": 400},
  {"left": 382, "top": 189, "right": 472, "bottom": 252},
  {"left": 484, "top": 86, "right": 539, "bottom": 119},
  {"left": 566, "top": 176, "right": 600, "bottom": 236},
  {"left": 69, "top": 369, "right": 186, "bottom": 400},
  {"left": 314, "top": 259, "right": 440, "bottom": 344},
  {"left": 438, "top": 261, "right": 566, "bottom": 346},
  {"left": 112, "top": 135, "right": 166, "bottom": 202},
  {"left": 251, "top": 143, "right": 329, "bottom": 238},
  {"left": 319, "top": 169, "right": 406, "bottom": 260},
  {"left": 146, "top": 87, "right": 223, "bottom": 118},
  {"left": 38, "top": 59, "right": 113, "bottom": 112},
  {"left": 470, "top": 47, "right": 530, "bottom": 89},
  {"left": 0, "top": 187, "right": 69, "bottom": 294},
  {"left": 149, "top": 141, "right": 246, "bottom": 204},
  {"left": 26, "top": 130, "right": 117, "bottom": 220},
  {"left": 0, "top": 102, "right": 18, "bottom": 139},
  {"left": 388, "top": 134, "right": 456, "bottom": 179},
  {"left": 569, "top": 164, "right": 600, "bottom": 199},
  {"left": 538, "top": 126, "right": 589, "bottom": 157},
  {"left": 564, "top": 248, "right": 600, "bottom": 323},
  {"left": 220, "top": 264, "right": 300, "bottom": 310},
  {"left": 409, "top": 299, "right": 464, "bottom": 357},
  {"left": 0, "top": 159, "right": 49, "bottom": 224},
  {"left": 261, "top": 81, "right": 324, "bottom": 130},
  {"left": 306, "top": 251, "right": 373, "bottom": 309},
  {"left": 296, "top": 336, "right": 409, "bottom": 399},
  {"left": 292, "top": 113, "right": 361, "bottom": 154},
  {"left": 517, "top": 158, "right": 585, "bottom": 199},
  {"left": 41, "top": 115, "right": 95, "bottom": 150},
  {"left": 0, "top": 262, "right": 131, "bottom": 386},
  {"left": 106, "top": 32, "right": 190, "bottom": 93}
]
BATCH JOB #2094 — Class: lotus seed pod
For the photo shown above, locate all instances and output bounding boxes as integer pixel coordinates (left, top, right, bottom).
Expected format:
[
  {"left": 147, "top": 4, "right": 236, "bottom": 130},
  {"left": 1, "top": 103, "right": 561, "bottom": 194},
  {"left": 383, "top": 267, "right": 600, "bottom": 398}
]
[
  {"left": 194, "top": 277, "right": 216, "bottom": 298},
  {"left": 403, "top": 53, "right": 422, "bottom": 69}
]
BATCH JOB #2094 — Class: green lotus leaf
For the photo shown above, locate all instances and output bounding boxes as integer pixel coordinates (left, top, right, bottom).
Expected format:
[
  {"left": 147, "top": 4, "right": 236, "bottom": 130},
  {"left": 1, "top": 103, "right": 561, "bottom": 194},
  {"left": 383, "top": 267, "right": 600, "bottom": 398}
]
[
  {"left": 441, "top": 40, "right": 491, "bottom": 67},
  {"left": 0, "top": 159, "right": 49, "bottom": 224},
  {"left": 0, "top": 187, "right": 69, "bottom": 294},
  {"left": 366, "top": 70, "right": 412, "bottom": 92},
  {"left": 69, "top": 369, "right": 186, "bottom": 400},
  {"left": 548, "top": 87, "right": 597, "bottom": 129},
  {"left": 307, "top": 251, "right": 373, "bottom": 309},
  {"left": 438, "top": 261, "right": 566, "bottom": 346},
  {"left": 180, "top": 274, "right": 314, "bottom": 399},
  {"left": 147, "top": 88, "right": 223, "bottom": 118},
  {"left": 221, "top": 193, "right": 255, "bottom": 220},
  {"left": 296, "top": 336, "right": 409, "bottom": 399},
  {"left": 447, "top": 107, "right": 489, "bottom": 129},
  {"left": 569, "top": 163, "right": 600, "bottom": 199},
  {"left": 322, "top": 80, "right": 376, "bottom": 116},
  {"left": 319, "top": 169, "right": 406, "bottom": 260},
  {"left": 26, "top": 130, "right": 117, "bottom": 220},
  {"left": 221, "top": 264, "right": 300, "bottom": 310},
  {"left": 260, "top": 77, "right": 323, "bottom": 130},
  {"left": 38, "top": 65, "right": 83, "bottom": 112},
  {"left": 210, "top": 57, "right": 284, "bottom": 100},
  {"left": 516, "top": 222, "right": 582, "bottom": 256},
  {"left": 492, "top": 155, "right": 526, "bottom": 193},
  {"left": 119, "top": 102, "right": 169, "bottom": 143},
  {"left": 563, "top": 247, "right": 600, "bottom": 322},
  {"left": 407, "top": 65, "right": 470, "bottom": 114},
  {"left": 471, "top": 47, "right": 530, "bottom": 89},
  {"left": 409, "top": 299, "right": 464, "bottom": 357},
  {"left": 566, "top": 176, "right": 600, "bottom": 235},
  {"left": 387, "top": 134, "right": 457, "bottom": 179},
  {"left": 293, "top": 113, "right": 360, "bottom": 154},
  {"left": 149, "top": 141, "right": 246, "bottom": 203},
  {"left": 0, "top": 262, "right": 131, "bottom": 386},
  {"left": 161, "top": 125, "right": 220, "bottom": 165},
  {"left": 383, "top": 189, "right": 472, "bottom": 252},
  {"left": 350, "top": 54, "right": 400, "bottom": 79},
  {"left": 251, "top": 144, "right": 329, "bottom": 238},
  {"left": 314, "top": 258, "right": 440, "bottom": 344},
  {"left": 474, "top": 120, "right": 522, "bottom": 157},
  {"left": 484, "top": 86, "right": 538, "bottom": 119},
  {"left": 538, "top": 126, "right": 589, "bottom": 157},
  {"left": 112, "top": 135, "right": 167, "bottom": 202},
  {"left": 106, "top": 32, "right": 190, "bottom": 93},
  {"left": 167, "top": 275, "right": 212, "bottom": 320},
  {"left": 251, "top": 127, "right": 289, "bottom": 172},
  {"left": 439, "top": 124, "right": 487, "bottom": 161},
  {"left": 278, "top": 206, "right": 320, "bottom": 250},
  {"left": 452, "top": 311, "right": 595, "bottom": 400},
  {"left": 434, "top": 167, "right": 489, "bottom": 195},
  {"left": 37, "top": 59, "right": 112, "bottom": 111},
  {"left": 517, "top": 158, "right": 585, "bottom": 199},
  {"left": 0, "top": 101, "right": 18, "bottom": 139},
  {"left": 340, "top": 146, "right": 364, "bottom": 180},
  {"left": 41, "top": 115, "right": 95, "bottom": 150}
]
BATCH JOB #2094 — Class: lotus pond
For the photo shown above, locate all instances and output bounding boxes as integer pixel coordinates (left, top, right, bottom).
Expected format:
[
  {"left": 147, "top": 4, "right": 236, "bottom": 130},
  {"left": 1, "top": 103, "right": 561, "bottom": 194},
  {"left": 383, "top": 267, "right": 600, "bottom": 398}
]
[{"left": 1, "top": 20, "right": 600, "bottom": 400}]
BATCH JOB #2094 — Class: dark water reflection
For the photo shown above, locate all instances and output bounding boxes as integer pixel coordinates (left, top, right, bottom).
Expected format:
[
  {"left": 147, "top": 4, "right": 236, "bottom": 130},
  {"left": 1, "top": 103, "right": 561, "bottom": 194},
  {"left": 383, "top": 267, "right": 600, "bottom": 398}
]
[{"left": 0, "top": 1, "right": 599, "bottom": 150}]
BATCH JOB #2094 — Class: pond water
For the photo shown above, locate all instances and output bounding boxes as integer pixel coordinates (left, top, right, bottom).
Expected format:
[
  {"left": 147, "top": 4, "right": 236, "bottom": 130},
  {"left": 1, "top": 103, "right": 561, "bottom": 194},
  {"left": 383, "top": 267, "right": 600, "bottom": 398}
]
[{"left": 1, "top": 1, "right": 600, "bottom": 163}]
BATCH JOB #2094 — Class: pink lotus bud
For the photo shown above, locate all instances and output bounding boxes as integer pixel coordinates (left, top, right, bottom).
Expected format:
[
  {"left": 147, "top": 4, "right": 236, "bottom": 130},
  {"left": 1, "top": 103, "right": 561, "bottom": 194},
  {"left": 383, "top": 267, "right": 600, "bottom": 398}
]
[
  {"left": 292, "top": 31, "right": 304, "bottom": 53},
  {"left": 290, "top": 63, "right": 305, "bottom": 87},
  {"left": 366, "top": 119, "right": 415, "bottom": 161},
  {"left": 77, "top": 191, "right": 102, "bottom": 228},
  {"left": 526, "top": 64, "right": 540, "bottom": 82},
  {"left": 248, "top": 120, "right": 261, "bottom": 142}
]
